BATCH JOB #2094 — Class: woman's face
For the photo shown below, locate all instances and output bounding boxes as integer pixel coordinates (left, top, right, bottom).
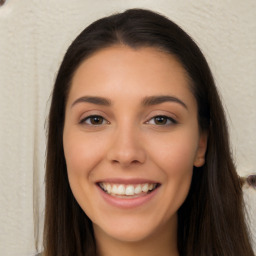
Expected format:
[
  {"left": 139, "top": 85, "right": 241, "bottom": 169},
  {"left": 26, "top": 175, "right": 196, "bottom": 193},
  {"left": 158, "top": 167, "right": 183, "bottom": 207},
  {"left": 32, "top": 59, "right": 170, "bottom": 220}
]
[{"left": 63, "top": 46, "right": 207, "bottom": 244}]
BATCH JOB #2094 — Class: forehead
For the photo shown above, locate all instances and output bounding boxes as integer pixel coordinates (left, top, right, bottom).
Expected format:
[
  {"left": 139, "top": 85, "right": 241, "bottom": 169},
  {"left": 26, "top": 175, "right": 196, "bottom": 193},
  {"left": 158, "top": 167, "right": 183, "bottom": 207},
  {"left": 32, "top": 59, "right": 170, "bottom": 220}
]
[{"left": 68, "top": 45, "right": 195, "bottom": 107}]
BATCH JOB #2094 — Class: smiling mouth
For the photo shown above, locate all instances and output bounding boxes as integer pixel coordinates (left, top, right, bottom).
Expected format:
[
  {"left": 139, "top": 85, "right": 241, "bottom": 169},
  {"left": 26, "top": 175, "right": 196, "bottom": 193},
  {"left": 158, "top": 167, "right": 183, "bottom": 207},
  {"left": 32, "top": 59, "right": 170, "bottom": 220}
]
[{"left": 97, "top": 182, "right": 160, "bottom": 198}]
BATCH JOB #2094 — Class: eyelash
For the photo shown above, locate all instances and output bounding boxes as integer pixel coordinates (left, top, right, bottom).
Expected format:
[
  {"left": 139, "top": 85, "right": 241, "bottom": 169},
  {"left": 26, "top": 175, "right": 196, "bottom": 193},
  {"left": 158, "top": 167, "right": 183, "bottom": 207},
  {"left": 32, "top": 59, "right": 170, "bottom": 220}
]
[
  {"left": 79, "top": 115, "right": 177, "bottom": 126},
  {"left": 80, "top": 115, "right": 109, "bottom": 126},
  {"left": 146, "top": 115, "right": 177, "bottom": 126}
]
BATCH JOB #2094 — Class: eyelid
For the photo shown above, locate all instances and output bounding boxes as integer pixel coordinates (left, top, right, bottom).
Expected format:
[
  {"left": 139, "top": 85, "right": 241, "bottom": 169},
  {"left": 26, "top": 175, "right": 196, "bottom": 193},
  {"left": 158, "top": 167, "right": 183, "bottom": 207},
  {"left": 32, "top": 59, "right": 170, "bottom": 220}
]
[
  {"left": 78, "top": 109, "right": 109, "bottom": 122},
  {"left": 79, "top": 114, "right": 109, "bottom": 125},
  {"left": 145, "top": 115, "right": 177, "bottom": 126}
]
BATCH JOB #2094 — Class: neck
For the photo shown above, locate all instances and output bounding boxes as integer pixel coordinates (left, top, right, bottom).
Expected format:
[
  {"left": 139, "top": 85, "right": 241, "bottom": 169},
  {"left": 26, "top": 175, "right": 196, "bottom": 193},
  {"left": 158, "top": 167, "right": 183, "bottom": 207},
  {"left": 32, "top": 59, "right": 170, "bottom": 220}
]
[{"left": 94, "top": 215, "right": 179, "bottom": 256}]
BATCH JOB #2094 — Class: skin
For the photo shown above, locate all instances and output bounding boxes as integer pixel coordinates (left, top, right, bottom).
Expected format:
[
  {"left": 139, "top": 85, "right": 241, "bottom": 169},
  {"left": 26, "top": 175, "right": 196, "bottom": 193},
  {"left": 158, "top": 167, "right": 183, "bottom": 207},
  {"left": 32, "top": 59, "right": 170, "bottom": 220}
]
[{"left": 63, "top": 45, "right": 207, "bottom": 256}]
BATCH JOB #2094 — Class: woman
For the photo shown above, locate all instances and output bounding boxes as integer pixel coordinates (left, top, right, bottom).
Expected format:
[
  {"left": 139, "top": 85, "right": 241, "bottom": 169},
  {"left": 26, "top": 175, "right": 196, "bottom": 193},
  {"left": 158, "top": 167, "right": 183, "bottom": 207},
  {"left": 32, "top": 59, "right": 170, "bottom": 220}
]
[{"left": 43, "top": 9, "right": 254, "bottom": 256}]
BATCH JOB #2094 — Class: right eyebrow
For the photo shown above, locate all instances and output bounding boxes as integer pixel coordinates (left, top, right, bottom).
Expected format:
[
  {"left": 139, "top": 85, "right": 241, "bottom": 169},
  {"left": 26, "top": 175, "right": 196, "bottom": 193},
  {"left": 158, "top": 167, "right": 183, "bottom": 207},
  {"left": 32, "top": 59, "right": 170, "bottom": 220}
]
[{"left": 71, "top": 96, "right": 111, "bottom": 108}]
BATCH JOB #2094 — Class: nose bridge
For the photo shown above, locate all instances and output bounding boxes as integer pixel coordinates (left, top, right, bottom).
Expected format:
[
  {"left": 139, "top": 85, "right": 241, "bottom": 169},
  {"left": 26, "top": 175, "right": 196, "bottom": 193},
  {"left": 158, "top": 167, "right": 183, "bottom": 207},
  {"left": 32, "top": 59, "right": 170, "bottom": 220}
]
[{"left": 107, "top": 120, "right": 146, "bottom": 166}]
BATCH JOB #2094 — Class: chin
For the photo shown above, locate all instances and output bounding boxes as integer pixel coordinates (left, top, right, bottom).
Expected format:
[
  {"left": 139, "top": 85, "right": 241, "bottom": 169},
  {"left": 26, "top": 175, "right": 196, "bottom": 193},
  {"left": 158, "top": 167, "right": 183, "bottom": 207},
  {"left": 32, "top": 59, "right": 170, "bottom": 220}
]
[
  {"left": 92, "top": 212, "right": 176, "bottom": 244},
  {"left": 94, "top": 222, "right": 157, "bottom": 243}
]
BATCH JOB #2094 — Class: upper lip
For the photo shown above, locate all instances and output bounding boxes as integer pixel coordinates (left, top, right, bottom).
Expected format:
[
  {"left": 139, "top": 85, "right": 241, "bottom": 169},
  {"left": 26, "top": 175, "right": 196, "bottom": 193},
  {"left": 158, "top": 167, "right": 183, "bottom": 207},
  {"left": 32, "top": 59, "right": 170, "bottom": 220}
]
[{"left": 96, "top": 178, "right": 160, "bottom": 185}]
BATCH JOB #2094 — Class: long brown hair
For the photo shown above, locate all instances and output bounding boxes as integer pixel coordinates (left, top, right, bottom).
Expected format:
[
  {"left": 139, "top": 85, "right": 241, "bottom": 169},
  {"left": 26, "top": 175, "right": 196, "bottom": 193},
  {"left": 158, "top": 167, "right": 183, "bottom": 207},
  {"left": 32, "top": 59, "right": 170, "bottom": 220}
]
[{"left": 44, "top": 9, "right": 254, "bottom": 256}]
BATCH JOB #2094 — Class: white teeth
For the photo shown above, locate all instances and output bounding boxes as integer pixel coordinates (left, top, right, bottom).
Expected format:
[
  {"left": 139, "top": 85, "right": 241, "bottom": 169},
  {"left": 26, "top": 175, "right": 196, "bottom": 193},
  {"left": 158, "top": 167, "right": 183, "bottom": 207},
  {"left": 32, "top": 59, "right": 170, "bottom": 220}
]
[
  {"left": 111, "top": 185, "right": 118, "bottom": 194},
  {"left": 142, "top": 184, "right": 149, "bottom": 192},
  {"left": 106, "top": 184, "right": 112, "bottom": 194},
  {"left": 117, "top": 185, "right": 125, "bottom": 194},
  {"left": 134, "top": 185, "right": 142, "bottom": 194},
  {"left": 125, "top": 185, "right": 135, "bottom": 195},
  {"left": 102, "top": 183, "right": 107, "bottom": 190},
  {"left": 99, "top": 182, "right": 157, "bottom": 196}
]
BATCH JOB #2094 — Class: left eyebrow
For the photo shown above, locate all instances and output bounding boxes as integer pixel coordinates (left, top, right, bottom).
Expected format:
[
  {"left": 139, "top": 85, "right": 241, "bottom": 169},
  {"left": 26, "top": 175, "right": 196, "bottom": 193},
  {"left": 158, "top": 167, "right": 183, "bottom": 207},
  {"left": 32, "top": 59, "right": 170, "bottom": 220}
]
[{"left": 142, "top": 95, "right": 188, "bottom": 110}]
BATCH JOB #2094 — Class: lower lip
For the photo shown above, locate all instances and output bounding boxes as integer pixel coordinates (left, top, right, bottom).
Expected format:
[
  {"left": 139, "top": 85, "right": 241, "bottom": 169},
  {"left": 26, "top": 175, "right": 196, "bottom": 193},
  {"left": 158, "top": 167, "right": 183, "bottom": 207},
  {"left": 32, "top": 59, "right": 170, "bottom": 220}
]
[{"left": 97, "top": 185, "right": 160, "bottom": 209}]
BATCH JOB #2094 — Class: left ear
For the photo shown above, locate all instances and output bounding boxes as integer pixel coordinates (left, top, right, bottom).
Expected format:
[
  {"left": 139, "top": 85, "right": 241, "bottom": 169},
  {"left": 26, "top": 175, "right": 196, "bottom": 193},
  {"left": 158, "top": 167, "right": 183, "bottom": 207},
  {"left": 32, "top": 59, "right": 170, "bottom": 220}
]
[{"left": 194, "top": 131, "right": 208, "bottom": 167}]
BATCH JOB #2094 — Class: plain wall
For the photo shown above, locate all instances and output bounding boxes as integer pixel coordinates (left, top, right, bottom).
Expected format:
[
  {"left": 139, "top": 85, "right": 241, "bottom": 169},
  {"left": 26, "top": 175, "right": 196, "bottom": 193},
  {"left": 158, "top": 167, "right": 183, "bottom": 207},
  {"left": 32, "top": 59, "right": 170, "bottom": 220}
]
[{"left": 0, "top": 0, "right": 255, "bottom": 255}]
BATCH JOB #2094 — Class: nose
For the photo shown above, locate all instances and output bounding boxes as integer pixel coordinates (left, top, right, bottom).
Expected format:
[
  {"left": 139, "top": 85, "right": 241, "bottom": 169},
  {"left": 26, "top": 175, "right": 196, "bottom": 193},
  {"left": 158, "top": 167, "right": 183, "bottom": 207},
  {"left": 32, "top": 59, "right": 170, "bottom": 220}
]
[{"left": 107, "top": 125, "right": 146, "bottom": 168}]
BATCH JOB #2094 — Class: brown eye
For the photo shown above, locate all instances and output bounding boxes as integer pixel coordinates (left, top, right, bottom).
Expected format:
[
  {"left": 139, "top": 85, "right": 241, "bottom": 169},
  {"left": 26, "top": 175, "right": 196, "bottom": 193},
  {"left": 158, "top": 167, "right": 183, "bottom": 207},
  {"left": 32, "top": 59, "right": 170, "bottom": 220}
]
[
  {"left": 147, "top": 115, "right": 177, "bottom": 125},
  {"left": 154, "top": 116, "right": 168, "bottom": 125},
  {"left": 81, "top": 115, "right": 107, "bottom": 125}
]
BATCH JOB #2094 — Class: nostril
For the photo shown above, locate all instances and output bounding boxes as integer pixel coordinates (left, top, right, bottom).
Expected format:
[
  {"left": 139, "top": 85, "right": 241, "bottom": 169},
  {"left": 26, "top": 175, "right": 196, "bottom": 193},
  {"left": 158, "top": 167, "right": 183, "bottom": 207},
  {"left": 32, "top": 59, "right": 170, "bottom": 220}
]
[{"left": 111, "top": 159, "right": 141, "bottom": 166}]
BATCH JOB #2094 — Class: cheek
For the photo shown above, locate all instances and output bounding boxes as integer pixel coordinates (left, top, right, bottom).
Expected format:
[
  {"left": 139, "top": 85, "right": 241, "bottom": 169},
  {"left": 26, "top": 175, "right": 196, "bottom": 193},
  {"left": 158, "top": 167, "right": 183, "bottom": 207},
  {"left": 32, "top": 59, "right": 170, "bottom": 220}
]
[
  {"left": 161, "top": 139, "right": 195, "bottom": 189},
  {"left": 146, "top": 131, "right": 198, "bottom": 205},
  {"left": 63, "top": 129, "right": 106, "bottom": 178},
  {"left": 149, "top": 131, "right": 198, "bottom": 173},
  {"left": 63, "top": 129, "right": 105, "bottom": 212}
]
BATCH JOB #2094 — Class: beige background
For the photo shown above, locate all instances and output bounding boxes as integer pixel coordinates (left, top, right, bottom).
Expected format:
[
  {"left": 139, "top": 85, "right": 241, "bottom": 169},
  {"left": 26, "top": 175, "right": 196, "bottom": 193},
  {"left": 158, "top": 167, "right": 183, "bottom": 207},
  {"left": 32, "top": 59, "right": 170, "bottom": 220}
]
[{"left": 0, "top": 0, "right": 255, "bottom": 255}]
